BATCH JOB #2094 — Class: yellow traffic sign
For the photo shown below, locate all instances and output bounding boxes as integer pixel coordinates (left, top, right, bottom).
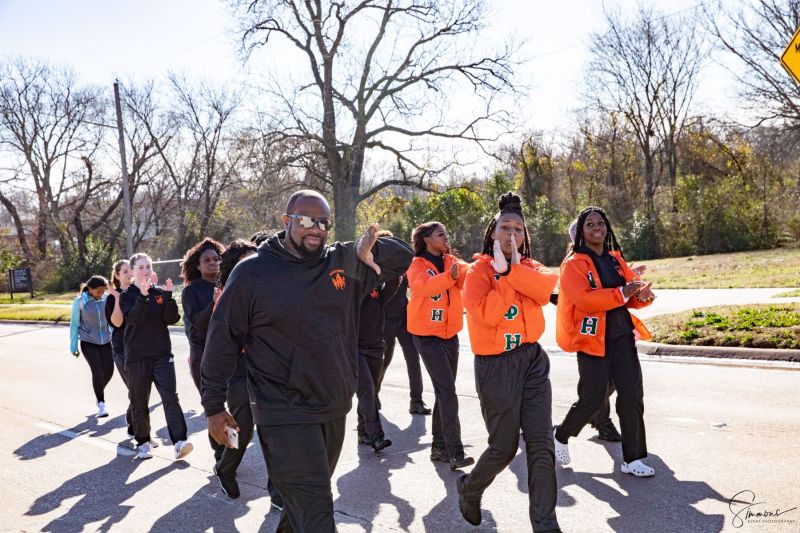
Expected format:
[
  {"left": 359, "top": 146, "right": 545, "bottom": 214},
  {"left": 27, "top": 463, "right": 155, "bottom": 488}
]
[{"left": 780, "top": 26, "right": 800, "bottom": 84}]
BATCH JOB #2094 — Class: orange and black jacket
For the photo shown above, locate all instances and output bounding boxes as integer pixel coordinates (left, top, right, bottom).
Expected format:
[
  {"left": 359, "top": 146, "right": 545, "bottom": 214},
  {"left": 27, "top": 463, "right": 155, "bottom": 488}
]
[
  {"left": 406, "top": 254, "right": 467, "bottom": 339},
  {"left": 556, "top": 249, "right": 652, "bottom": 357},
  {"left": 463, "top": 254, "right": 559, "bottom": 356}
]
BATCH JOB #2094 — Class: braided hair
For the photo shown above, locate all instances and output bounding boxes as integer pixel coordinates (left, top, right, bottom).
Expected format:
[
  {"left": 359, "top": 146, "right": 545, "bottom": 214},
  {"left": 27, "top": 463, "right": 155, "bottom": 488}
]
[
  {"left": 571, "top": 205, "right": 624, "bottom": 259},
  {"left": 480, "top": 192, "right": 531, "bottom": 258},
  {"left": 218, "top": 239, "right": 257, "bottom": 289}
]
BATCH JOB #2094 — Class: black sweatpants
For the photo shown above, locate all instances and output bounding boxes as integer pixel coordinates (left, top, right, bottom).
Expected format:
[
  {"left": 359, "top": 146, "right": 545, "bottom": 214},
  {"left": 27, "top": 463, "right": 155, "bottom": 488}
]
[
  {"left": 413, "top": 334, "right": 464, "bottom": 457},
  {"left": 379, "top": 315, "right": 424, "bottom": 402},
  {"left": 461, "top": 343, "right": 560, "bottom": 532},
  {"left": 257, "top": 417, "right": 346, "bottom": 533},
  {"left": 216, "top": 374, "right": 253, "bottom": 476},
  {"left": 111, "top": 347, "right": 133, "bottom": 434},
  {"left": 80, "top": 341, "right": 114, "bottom": 403},
  {"left": 356, "top": 353, "right": 385, "bottom": 443},
  {"left": 555, "top": 333, "right": 647, "bottom": 463},
  {"left": 126, "top": 356, "right": 188, "bottom": 447},
  {"left": 189, "top": 345, "right": 203, "bottom": 393},
  {"left": 188, "top": 346, "right": 227, "bottom": 461},
  {"left": 591, "top": 380, "right": 616, "bottom": 428}
]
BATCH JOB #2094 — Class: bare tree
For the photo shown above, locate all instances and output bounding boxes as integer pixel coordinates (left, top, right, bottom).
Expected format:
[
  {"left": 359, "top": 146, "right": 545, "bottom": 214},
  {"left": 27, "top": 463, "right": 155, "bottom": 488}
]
[
  {"left": 124, "top": 76, "right": 240, "bottom": 255},
  {"left": 705, "top": 0, "right": 800, "bottom": 129},
  {"left": 0, "top": 59, "right": 106, "bottom": 263},
  {"left": 585, "top": 4, "right": 706, "bottom": 250},
  {"left": 231, "top": 0, "right": 516, "bottom": 239}
]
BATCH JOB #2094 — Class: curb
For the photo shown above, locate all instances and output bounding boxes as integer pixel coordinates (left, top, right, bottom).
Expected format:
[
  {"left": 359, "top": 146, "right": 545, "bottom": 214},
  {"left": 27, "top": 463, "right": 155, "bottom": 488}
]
[
  {"left": 0, "top": 319, "right": 186, "bottom": 333},
  {"left": 636, "top": 340, "right": 799, "bottom": 362},
  {"left": 3, "top": 320, "right": 798, "bottom": 370}
]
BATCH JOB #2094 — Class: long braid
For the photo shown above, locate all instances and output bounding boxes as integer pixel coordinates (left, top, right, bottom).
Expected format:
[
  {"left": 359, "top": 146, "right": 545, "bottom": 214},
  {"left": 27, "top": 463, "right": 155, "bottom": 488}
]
[{"left": 572, "top": 205, "right": 625, "bottom": 259}]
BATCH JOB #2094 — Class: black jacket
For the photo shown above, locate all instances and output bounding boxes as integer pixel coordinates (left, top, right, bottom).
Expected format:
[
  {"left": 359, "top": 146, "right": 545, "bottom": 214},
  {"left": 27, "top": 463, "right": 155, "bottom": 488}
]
[
  {"left": 383, "top": 275, "right": 409, "bottom": 319},
  {"left": 120, "top": 285, "right": 181, "bottom": 361},
  {"left": 105, "top": 293, "right": 126, "bottom": 355},
  {"left": 358, "top": 277, "right": 400, "bottom": 357},
  {"left": 201, "top": 231, "right": 414, "bottom": 425},
  {"left": 181, "top": 278, "right": 215, "bottom": 352}
]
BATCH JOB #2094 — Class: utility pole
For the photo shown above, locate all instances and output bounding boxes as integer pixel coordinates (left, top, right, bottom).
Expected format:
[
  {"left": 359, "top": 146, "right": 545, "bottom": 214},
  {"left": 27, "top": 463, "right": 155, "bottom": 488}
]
[{"left": 113, "top": 80, "right": 133, "bottom": 258}]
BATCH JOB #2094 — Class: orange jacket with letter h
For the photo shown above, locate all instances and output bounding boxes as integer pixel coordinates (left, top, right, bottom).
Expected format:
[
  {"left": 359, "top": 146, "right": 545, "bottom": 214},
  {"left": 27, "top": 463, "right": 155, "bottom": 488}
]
[
  {"left": 406, "top": 254, "right": 466, "bottom": 339},
  {"left": 556, "top": 250, "right": 652, "bottom": 357},
  {"left": 463, "top": 254, "right": 558, "bottom": 356}
]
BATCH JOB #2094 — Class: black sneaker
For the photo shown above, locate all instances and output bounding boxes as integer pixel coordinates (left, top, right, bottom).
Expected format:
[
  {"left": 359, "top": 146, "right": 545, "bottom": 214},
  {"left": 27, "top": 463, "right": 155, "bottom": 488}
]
[
  {"left": 270, "top": 492, "right": 284, "bottom": 512},
  {"left": 430, "top": 447, "right": 450, "bottom": 463},
  {"left": 457, "top": 473, "right": 481, "bottom": 525},
  {"left": 371, "top": 438, "right": 392, "bottom": 452},
  {"left": 450, "top": 454, "right": 475, "bottom": 471},
  {"left": 409, "top": 400, "right": 432, "bottom": 415},
  {"left": 213, "top": 464, "right": 240, "bottom": 499},
  {"left": 593, "top": 422, "right": 622, "bottom": 442}
]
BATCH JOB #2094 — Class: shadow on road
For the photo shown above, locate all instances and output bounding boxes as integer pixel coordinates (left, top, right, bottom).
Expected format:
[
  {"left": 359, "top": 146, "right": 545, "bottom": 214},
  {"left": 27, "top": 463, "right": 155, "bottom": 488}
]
[
  {"left": 24, "top": 452, "right": 185, "bottom": 532},
  {"left": 507, "top": 436, "right": 726, "bottom": 532},
  {"left": 13, "top": 404, "right": 162, "bottom": 461},
  {"left": 334, "top": 414, "right": 426, "bottom": 531}
]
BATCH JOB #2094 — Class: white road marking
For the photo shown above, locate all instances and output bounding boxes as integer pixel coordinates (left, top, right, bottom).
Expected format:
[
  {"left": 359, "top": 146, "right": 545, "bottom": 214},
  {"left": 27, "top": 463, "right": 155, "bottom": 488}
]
[{"left": 34, "top": 422, "right": 136, "bottom": 456}]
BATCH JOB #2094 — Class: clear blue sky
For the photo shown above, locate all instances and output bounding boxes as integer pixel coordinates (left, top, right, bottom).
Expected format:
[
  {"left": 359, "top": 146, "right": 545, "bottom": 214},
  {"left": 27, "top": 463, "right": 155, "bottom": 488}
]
[{"left": 0, "top": 0, "right": 739, "bottom": 137}]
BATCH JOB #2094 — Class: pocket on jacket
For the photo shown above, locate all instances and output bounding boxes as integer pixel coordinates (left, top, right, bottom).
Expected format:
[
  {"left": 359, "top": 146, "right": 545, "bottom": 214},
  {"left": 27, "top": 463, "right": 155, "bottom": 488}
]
[{"left": 286, "top": 331, "right": 357, "bottom": 408}]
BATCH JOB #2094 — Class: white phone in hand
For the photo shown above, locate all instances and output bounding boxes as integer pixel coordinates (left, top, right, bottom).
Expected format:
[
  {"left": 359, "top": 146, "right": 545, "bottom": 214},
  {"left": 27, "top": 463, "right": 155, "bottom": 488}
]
[{"left": 225, "top": 425, "right": 239, "bottom": 449}]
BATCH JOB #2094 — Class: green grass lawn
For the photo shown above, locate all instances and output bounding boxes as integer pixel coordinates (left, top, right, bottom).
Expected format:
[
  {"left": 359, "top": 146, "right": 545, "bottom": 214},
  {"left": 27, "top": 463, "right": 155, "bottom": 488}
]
[
  {"left": 647, "top": 303, "right": 800, "bottom": 349},
  {"left": 774, "top": 289, "right": 800, "bottom": 298},
  {"left": 636, "top": 247, "right": 800, "bottom": 289},
  {"left": 0, "top": 305, "right": 72, "bottom": 322}
]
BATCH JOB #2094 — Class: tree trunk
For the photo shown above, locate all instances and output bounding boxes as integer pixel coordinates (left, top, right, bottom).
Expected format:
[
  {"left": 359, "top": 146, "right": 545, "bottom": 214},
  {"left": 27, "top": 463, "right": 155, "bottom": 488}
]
[{"left": 0, "top": 191, "right": 35, "bottom": 265}]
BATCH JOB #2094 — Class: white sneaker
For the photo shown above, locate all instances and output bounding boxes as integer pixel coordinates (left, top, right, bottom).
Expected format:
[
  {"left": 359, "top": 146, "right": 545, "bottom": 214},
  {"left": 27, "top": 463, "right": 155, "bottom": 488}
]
[
  {"left": 174, "top": 440, "right": 193, "bottom": 461},
  {"left": 96, "top": 401, "right": 108, "bottom": 418},
  {"left": 136, "top": 442, "right": 153, "bottom": 460},
  {"left": 621, "top": 459, "right": 655, "bottom": 477},
  {"left": 553, "top": 427, "right": 571, "bottom": 465}
]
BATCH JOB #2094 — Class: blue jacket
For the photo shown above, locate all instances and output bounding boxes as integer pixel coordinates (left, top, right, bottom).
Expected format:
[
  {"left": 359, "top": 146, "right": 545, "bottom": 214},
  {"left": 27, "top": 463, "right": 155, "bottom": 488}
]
[{"left": 70, "top": 292, "right": 111, "bottom": 353}]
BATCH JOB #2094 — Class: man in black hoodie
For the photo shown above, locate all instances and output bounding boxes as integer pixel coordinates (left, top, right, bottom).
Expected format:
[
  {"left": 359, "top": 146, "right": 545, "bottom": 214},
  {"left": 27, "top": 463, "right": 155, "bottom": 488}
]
[{"left": 201, "top": 190, "right": 413, "bottom": 533}]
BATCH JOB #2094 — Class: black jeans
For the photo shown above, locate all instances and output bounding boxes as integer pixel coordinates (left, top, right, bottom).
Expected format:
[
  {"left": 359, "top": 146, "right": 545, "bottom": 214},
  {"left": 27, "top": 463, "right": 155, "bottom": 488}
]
[
  {"left": 126, "top": 356, "right": 188, "bottom": 447},
  {"left": 413, "top": 334, "right": 464, "bottom": 457},
  {"left": 111, "top": 347, "right": 133, "bottom": 433},
  {"left": 556, "top": 333, "right": 647, "bottom": 463},
  {"left": 356, "top": 353, "right": 385, "bottom": 443},
  {"left": 591, "top": 379, "right": 617, "bottom": 428},
  {"left": 380, "top": 314, "right": 424, "bottom": 402},
  {"left": 257, "top": 417, "right": 345, "bottom": 533},
  {"left": 461, "top": 343, "right": 560, "bottom": 532},
  {"left": 80, "top": 341, "right": 114, "bottom": 403}
]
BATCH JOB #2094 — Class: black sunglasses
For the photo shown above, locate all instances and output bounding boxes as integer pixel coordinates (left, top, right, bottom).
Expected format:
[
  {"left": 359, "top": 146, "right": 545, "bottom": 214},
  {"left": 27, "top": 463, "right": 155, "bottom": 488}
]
[{"left": 286, "top": 214, "right": 333, "bottom": 231}]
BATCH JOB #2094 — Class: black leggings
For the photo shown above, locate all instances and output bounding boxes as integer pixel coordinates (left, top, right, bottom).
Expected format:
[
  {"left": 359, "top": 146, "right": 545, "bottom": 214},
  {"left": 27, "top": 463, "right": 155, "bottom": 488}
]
[{"left": 80, "top": 341, "right": 114, "bottom": 403}]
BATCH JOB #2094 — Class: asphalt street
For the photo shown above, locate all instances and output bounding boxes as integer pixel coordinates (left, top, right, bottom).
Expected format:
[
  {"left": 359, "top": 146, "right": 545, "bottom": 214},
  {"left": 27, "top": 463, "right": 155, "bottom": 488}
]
[{"left": 1, "top": 289, "right": 799, "bottom": 532}]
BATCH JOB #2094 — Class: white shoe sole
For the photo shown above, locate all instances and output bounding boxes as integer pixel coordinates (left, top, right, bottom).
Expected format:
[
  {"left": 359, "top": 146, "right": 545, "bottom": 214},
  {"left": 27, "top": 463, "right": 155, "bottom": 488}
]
[
  {"left": 621, "top": 462, "right": 655, "bottom": 477},
  {"left": 175, "top": 442, "right": 193, "bottom": 460}
]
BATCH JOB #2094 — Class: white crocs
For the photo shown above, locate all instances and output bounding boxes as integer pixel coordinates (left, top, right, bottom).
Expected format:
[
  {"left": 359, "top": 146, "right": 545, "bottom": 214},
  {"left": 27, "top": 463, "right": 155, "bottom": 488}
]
[
  {"left": 553, "top": 428, "right": 571, "bottom": 465},
  {"left": 621, "top": 459, "right": 655, "bottom": 477}
]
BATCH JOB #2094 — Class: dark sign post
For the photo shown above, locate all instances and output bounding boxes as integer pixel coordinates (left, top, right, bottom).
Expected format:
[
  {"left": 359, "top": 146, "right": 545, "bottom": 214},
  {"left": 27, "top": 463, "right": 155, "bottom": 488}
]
[{"left": 8, "top": 268, "right": 33, "bottom": 299}]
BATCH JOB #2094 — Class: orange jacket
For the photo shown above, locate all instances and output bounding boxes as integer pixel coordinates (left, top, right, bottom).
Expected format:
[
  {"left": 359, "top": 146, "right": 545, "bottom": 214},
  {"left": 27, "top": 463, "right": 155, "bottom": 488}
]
[
  {"left": 463, "top": 254, "right": 559, "bottom": 356},
  {"left": 556, "top": 250, "right": 652, "bottom": 357},
  {"left": 406, "top": 254, "right": 466, "bottom": 339}
]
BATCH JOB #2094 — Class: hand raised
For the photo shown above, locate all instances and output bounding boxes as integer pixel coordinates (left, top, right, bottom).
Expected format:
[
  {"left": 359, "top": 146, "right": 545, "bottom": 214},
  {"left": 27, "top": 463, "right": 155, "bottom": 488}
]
[
  {"left": 450, "top": 262, "right": 459, "bottom": 280},
  {"left": 491, "top": 240, "right": 508, "bottom": 274},
  {"left": 622, "top": 280, "right": 646, "bottom": 299},
  {"left": 630, "top": 263, "right": 648, "bottom": 277},
  {"left": 356, "top": 222, "right": 381, "bottom": 275},
  {"left": 139, "top": 279, "right": 152, "bottom": 296},
  {"left": 510, "top": 234, "right": 521, "bottom": 265},
  {"left": 636, "top": 282, "right": 656, "bottom": 302},
  {"left": 164, "top": 278, "right": 174, "bottom": 292}
]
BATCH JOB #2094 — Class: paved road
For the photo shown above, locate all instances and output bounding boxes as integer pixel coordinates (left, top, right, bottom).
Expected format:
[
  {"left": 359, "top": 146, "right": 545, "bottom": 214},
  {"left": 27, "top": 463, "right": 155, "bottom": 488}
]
[{"left": 1, "top": 290, "right": 799, "bottom": 532}]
